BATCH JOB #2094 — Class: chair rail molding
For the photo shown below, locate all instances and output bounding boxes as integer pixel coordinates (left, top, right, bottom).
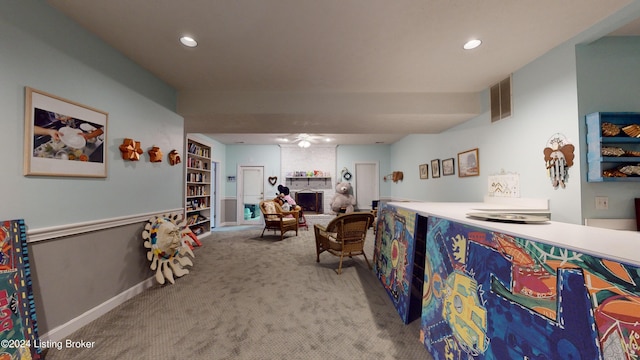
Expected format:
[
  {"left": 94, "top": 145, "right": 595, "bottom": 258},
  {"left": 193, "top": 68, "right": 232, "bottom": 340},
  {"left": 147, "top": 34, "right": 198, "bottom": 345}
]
[{"left": 27, "top": 208, "right": 184, "bottom": 243}]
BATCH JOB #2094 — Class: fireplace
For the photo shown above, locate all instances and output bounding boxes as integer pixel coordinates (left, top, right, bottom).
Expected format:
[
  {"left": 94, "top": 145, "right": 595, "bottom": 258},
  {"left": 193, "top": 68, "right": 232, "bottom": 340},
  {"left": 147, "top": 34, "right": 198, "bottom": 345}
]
[{"left": 295, "top": 191, "right": 323, "bottom": 214}]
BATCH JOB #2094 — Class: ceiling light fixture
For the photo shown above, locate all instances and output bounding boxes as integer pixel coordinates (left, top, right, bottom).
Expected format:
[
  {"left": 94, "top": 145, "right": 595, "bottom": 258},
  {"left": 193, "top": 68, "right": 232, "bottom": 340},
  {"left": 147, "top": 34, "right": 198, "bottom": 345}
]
[
  {"left": 298, "top": 140, "right": 311, "bottom": 148},
  {"left": 180, "top": 36, "right": 198, "bottom": 48},
  {"left": 463, "top": 39, "right": 482, "bottom": 50}
]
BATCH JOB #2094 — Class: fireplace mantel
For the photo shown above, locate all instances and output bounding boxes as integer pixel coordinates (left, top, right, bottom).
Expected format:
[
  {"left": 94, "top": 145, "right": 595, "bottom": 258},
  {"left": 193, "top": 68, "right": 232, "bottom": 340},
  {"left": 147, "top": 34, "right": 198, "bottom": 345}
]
[{"left": 286, "top": 177, "right": 332, "bottom": 190}]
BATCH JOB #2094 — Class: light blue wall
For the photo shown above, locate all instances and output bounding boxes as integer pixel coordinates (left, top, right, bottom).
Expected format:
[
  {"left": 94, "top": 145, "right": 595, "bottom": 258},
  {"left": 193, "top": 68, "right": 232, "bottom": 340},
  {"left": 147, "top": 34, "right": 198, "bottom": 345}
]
[
  {"left": 224, "top": 145, "right": 282, "bottom": 198},
  {"left": 203, "top": 136, "right": 227, "bottom": 199},
  {"left": 209, "top": 138, "right": 227, "bottom": 165},
  {"left": 336, "top": 145, "right": 391, "bottom": 198},
  {"left": 0, "top": 1, "right": 183, "bottom": 229},
  {"left": 390, "top": 41, "right": 584, "bottom": 224},
  {"left": 577, "top": 36, "right": 640, "bottom": 220},
  {"left": 218, "top": 144, "right": 392, "bottom": 200}
]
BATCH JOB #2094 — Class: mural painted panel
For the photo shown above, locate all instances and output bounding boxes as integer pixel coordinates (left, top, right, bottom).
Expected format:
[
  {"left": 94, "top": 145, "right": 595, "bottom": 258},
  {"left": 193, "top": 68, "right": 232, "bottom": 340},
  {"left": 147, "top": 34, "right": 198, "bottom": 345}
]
[
  {"left": 421, "top": 216, "right": 640, "bottom": 360},
  {"left": 0, "top": 219, "right": 41, "bottom": 359},
  {"left": 373, "top": 203, "right": 418, "bottom": 323}
]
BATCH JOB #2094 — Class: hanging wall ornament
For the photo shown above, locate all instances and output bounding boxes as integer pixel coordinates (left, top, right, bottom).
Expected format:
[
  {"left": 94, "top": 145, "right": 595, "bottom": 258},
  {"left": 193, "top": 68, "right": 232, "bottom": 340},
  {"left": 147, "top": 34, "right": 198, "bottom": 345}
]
[
  {"left": 341, "top": 167, "right": 352, "bottom": 181},
  {"left": 119, "top": 138, "right": 144, "bottom": 161},
  {"left": 148, "top": 146, "right": 163, "bottom": 162},
  {"left": 543, "top": 133, "right": 575, "bottom": 189},
  {"left": 142, "top": 213, "right": 195, "bottom": 285},
  {"left": 169, "top": 150, "right": 181, "bottom": 165}
]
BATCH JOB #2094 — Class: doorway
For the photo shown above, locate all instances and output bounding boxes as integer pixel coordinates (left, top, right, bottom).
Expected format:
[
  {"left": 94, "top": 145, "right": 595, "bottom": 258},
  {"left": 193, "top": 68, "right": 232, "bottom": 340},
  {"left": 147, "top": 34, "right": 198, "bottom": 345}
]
[
  {"left": 354, "top": 162, "right": 379, "bottom": 211},
  {"left": 210, "top": 160, "right": 218, "bottom": 229},
  {"left": 237, "top": 166, "right": 264, "bottom": 225}
]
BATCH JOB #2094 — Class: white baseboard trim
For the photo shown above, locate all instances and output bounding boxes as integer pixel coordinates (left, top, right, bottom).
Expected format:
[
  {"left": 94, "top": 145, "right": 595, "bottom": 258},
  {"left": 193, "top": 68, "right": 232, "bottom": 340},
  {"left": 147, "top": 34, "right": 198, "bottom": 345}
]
[{"left": 39, "top": 277, "right": 156, "bottom": 342}]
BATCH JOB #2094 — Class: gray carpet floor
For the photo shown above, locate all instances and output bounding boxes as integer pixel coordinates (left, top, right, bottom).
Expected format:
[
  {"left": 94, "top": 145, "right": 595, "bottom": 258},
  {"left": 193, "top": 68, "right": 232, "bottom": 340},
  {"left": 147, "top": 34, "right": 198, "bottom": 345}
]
[{"left": 44, "top": 216, "right": 433, "bottom": 359}]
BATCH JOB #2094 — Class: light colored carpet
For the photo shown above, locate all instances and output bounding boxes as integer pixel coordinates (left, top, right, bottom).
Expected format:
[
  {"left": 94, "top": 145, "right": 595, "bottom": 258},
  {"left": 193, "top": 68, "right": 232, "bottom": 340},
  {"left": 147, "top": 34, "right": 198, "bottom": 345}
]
[{"left": 44, "top": 216, "right": 433, "bottom": 359}]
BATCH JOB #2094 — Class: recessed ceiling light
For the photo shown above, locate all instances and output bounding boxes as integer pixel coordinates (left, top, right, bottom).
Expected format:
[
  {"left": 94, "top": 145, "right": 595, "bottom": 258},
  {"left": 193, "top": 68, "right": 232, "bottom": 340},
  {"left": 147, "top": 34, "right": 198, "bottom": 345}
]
[
  {"left": 463, "top": 39, "right": 482, "bottom": 50},
  {"left": 180, "top": 36, "right": 198, "bottom": 48}
]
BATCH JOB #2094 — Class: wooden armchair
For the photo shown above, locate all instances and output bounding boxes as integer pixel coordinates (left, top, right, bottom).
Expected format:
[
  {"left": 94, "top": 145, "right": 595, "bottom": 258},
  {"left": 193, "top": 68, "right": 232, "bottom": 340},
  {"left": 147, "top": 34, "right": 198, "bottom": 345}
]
[
  {"left": 259, "top": 200, "right": 299, "bottom": 240},
  {"left": 314, "top": 212, "right": 375, "bottom": 274}
]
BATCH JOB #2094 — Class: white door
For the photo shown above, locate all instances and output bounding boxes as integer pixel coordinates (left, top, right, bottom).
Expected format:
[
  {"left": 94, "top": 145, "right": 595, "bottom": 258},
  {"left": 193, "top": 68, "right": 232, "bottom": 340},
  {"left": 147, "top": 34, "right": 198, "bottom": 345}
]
[
  {"left": 238, "top": 166, "right": 264, "bottom": 225},
  {"left": 355, "top": 162, "right": 379, "bottom": 211}
]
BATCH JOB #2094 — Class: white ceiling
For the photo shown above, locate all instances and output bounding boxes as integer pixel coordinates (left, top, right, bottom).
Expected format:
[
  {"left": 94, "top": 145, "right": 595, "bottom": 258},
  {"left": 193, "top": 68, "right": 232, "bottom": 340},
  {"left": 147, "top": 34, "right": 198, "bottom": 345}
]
[{"left": 46, "top": 0, "right": 639, "bottom": 145}]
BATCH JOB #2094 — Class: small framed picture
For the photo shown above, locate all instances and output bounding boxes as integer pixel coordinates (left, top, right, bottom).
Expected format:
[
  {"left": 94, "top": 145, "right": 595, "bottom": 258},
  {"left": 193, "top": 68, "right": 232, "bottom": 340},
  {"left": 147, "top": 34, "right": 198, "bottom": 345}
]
[
  {"left": 458, "top": 148, "right": 480, "bottom": 177},
  {"left": 431, "top": 159, "right": 440, "bottom": 178},
  {"left": 419, "top": 164, "right": 429, "bottom": 179},
  {"left": 442, "top": 158, "right": 455, "bottom": 176}
]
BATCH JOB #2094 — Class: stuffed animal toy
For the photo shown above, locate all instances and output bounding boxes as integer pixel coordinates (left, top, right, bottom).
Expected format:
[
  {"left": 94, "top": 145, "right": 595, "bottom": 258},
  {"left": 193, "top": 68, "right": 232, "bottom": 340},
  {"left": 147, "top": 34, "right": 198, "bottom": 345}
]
[
  {"left": 330, "top": 182, "right": 356, "bottom": 214},
  {"left": 277, "top": 185, "right": 296, "bottom": 205},
  {"left": 274, "top": 185, "right": 296, "bottom": 211}
]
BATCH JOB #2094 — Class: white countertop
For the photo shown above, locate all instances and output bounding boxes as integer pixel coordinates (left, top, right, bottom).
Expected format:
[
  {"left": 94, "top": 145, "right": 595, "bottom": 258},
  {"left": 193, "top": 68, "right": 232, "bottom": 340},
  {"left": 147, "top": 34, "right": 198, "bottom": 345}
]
[{"left": 388, "top": 201, "right": 640, "bottom": 267}]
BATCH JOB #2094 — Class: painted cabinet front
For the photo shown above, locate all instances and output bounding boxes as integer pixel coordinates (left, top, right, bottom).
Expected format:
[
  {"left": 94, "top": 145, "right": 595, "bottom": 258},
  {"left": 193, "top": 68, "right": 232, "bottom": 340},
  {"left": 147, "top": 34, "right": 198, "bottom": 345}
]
[
  {"left": 373, "top": 203, "right": 420, "bottom": 324},
  {"left": 421, "top": 216, "right": 640, "bottom": 360}
]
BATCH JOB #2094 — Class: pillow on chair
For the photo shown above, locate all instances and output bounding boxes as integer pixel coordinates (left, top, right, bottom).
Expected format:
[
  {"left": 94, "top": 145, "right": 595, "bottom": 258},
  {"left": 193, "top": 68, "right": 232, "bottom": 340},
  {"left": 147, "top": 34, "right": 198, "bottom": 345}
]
[{"left": 263, "top": 202, "right": 278, "bottom": 220}]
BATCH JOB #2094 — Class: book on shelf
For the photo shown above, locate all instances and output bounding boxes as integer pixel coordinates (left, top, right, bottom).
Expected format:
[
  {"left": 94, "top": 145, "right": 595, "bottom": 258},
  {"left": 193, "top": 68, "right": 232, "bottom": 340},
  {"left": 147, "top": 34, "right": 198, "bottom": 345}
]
[
  {"left": 191, "top": 226, "right": 204, "bottom": 235},
  {"left": 188, "top": 143, "right": 210, "bottom": 159},
  {"left": 187, "top": 186, "right": 208, "bottom": 196},
  {"left": 187, "top": 214, "right": 199, "bottom": 225},
  {"left": 186, "top": 197, "right": 209, "bottom": 209},
  {"left": 187, "top": 157, "right": 209, "bottom": 170},
  {"left": 187, "top": 172, "right": 208, "bottom": 183},
  {"left": 186, "top": 213, "right": 208, "bottom": 225}
]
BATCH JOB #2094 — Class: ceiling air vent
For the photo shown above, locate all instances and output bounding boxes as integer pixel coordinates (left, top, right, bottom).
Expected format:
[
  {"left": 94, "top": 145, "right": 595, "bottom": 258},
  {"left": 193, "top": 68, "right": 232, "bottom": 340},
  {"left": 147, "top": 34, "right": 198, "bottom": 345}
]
[{"left": 490, "top": 75, "right": 512, "bottom": 122}]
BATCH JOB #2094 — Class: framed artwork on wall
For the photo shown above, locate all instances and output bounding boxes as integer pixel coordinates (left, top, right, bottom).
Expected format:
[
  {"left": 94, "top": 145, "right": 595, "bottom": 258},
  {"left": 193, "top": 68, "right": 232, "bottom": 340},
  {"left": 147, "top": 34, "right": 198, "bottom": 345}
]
[
  {"left": 442, "top": 158, "right": 455, "bottom": 176},
  {"left": 458, "top": 148, "right": 480, "bottom": 177},
  {"left": 431, "top": 159, "right": 440, "bottom": 178},
  {"left": 24, "top": 87, "right": 108, "bottom": 177},
  {"left": 419, "top": 164, "right": 429, "bottom": 179}
]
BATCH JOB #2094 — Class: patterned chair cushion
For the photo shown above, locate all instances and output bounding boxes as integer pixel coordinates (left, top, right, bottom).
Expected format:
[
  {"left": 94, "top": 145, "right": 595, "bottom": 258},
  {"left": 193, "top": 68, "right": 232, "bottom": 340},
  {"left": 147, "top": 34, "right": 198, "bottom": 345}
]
[{"left": 263, "top": 201, "right": 278, "bottom": 220}]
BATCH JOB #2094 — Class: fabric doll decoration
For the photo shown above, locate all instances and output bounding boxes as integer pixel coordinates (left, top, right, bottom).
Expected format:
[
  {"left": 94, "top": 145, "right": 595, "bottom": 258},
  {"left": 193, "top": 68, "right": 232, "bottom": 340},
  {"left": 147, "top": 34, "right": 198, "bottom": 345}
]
[
  {"left": 543, "top": 134, "right": 575, "bottom": 189},
  {"left": 277, "top": 185, "right": 296, "bottom": 207}
]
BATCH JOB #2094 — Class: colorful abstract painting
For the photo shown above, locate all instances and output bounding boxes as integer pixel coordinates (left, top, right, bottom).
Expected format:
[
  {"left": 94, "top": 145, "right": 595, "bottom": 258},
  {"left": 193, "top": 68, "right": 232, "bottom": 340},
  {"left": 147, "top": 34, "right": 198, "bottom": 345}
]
[
  {"left": 0, "top": 219, "right": 41, "bottom": 359},
  {"left": 421, "top": 216, "right": 640, "bottom": 360},
  {"left": 373, "top": 204, "right": 418, "bottom": 323}
]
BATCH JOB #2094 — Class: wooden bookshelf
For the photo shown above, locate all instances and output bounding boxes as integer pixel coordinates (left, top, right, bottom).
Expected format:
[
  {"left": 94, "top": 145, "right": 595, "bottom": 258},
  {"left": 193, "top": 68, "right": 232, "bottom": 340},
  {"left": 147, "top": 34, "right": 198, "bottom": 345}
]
[{"left": 185, "top": 136, "right": 212, "bottom": 239}]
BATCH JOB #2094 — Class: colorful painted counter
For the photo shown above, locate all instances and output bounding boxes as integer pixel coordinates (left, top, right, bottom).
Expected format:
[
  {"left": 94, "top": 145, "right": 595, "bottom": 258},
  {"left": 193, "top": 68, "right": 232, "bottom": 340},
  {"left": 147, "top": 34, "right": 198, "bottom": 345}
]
[
  {"left": 372, "top": 204, "right": 426, "bottom": 324},
  {"left": 373, "top": 201, "right": 640, "bottom": 359}
]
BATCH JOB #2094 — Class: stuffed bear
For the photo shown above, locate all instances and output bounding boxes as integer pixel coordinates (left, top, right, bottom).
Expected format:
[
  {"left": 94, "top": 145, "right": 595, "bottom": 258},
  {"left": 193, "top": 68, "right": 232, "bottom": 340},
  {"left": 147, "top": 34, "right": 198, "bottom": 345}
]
[{"left": 330, "top": 182, "right": 356, "bottom": 214}]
